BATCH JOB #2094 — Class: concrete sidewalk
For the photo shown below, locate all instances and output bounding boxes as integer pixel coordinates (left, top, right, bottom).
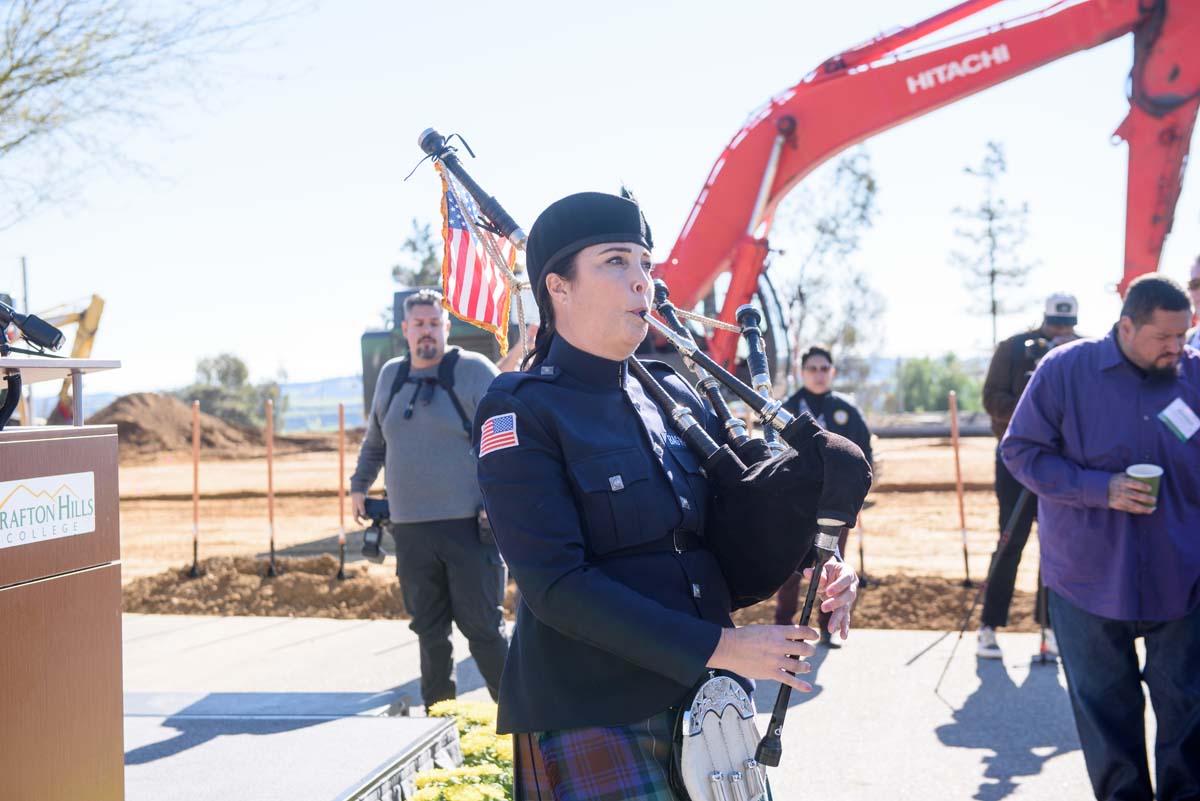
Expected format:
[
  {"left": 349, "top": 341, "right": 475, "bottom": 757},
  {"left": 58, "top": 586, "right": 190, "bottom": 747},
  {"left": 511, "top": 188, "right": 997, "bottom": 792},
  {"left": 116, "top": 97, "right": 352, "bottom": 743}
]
[{"left": 123, "top": 615, "right": 1105, "bottom": 800}]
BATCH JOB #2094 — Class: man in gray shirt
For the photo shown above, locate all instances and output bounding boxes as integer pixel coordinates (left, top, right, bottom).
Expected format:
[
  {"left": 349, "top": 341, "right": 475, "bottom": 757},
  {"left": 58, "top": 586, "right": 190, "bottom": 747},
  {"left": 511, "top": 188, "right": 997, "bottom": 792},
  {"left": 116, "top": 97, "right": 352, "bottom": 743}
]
[{"left": 351, "top": 290, "right": 508, "bottom": 712}]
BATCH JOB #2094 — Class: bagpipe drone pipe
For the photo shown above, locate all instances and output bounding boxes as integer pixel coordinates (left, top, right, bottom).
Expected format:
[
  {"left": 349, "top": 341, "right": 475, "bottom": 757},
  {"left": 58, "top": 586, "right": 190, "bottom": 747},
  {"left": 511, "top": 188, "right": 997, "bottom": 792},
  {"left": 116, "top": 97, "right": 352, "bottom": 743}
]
[{"left": 642, "top": 293, "right": 871, "bottom": 607}]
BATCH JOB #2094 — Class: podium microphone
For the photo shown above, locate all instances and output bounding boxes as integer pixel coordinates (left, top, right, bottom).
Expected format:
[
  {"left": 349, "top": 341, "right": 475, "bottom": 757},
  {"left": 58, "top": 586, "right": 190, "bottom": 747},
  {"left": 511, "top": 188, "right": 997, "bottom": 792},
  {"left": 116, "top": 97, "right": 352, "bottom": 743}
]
[{"left": 0, "top": 300, "right": 65, "bottom": 352}]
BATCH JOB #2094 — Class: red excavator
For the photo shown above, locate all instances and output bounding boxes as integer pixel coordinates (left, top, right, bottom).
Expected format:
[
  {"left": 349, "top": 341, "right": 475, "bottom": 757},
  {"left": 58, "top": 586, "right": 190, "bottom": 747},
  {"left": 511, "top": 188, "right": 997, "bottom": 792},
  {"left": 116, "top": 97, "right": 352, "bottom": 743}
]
[{"left": 658, "top": 0, "right": 1199, "bottom": 369}]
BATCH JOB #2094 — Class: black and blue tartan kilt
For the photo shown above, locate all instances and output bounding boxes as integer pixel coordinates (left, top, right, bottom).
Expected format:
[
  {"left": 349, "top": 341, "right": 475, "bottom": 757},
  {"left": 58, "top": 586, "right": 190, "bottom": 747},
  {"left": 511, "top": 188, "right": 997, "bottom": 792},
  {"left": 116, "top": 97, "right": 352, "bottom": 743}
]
[{"left": 513, "top": 710, "right": 680, "bottom": 801}]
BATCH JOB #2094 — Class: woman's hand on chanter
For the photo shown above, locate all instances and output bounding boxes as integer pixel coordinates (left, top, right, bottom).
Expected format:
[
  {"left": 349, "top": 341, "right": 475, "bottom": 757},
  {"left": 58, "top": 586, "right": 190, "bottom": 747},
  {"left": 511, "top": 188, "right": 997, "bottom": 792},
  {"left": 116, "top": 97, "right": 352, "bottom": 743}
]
[
  {"left": 804, "top": 559, "right": 859, "bottom": 639},
  {"left": 705, "top": 625, "right": 819, "bottom": 693}
]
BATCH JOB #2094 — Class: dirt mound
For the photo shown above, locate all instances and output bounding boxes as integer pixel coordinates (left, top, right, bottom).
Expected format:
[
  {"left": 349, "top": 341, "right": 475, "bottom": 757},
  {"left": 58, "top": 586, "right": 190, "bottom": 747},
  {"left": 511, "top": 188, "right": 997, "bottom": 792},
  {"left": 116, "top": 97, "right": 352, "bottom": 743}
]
[
  {"left": 733, "top": 574, "right": 1041, "bottom": 633},
  {"left": 90, "top": 393, "right": 259, "bottom": 459},
  {"left": 89, "top": 393, "right": 355, "bottom": 464},
  {"left": 125, "top": 560, "right": 1038, "bottom": 634},
  {"left": 123, "top": 555, "right": 407, "bottom": 618}
]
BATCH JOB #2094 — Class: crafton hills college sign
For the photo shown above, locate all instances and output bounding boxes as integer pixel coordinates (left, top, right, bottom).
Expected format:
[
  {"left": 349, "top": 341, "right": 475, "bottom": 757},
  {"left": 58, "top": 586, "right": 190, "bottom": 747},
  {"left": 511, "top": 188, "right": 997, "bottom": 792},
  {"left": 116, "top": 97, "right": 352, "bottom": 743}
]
[{"left": 0, "top": 472, "right": 97, "bottom": 549}]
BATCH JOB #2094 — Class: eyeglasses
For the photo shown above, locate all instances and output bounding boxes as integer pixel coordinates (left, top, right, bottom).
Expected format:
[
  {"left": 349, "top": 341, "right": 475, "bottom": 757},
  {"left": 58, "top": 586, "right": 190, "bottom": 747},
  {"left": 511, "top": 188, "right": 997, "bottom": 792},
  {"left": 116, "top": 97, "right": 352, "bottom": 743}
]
[{"left": 1188, "top": 278, "right": 1200, "bottom": 291}]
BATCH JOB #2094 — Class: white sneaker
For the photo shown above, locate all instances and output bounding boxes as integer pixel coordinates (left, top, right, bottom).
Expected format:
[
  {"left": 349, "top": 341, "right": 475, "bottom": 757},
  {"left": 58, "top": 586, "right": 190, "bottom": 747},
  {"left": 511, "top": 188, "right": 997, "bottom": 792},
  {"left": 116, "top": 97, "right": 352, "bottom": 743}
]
[
  {"left": 1041, "top": 628, "right": 1059, "bottom": 658},
  {"left": 977, "top": 626, "right": 1002, "bottom": 659}
]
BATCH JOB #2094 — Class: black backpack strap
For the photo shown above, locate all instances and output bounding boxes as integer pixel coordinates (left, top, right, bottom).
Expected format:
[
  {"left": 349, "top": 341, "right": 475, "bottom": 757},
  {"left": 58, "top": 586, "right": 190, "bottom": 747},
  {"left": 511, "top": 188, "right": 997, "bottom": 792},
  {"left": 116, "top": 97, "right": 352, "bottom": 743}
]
[
  {"left": 376, "top": 349, "right": 470, "bottom": 435},
  {"left": 437, "top": 348, "right": 471, "bottom": 434},
  {"left": 375, "top": 356, "right": 412, "bottom": 430}
]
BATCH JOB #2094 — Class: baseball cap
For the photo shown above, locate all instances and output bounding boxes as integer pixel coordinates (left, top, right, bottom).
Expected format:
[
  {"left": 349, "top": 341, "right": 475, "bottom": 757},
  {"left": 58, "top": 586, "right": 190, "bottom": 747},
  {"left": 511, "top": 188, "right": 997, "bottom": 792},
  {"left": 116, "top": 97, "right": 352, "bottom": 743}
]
[{"left": 1043, "top": 293, "right": 1078, "bottom": 326}]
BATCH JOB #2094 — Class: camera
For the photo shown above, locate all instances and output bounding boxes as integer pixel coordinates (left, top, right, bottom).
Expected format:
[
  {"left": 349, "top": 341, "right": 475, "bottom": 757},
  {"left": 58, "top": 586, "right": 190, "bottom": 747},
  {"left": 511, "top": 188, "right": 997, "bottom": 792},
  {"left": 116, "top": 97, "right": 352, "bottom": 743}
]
[
  {"left": 1024, "top": 333, "right": 1080, "bottom": 366},
  {"left": 361, "top": 497, "right": 391, "bottom": 563},
  {"left": 1023, "top": 337, "right": 1052, "bottom": 365}
]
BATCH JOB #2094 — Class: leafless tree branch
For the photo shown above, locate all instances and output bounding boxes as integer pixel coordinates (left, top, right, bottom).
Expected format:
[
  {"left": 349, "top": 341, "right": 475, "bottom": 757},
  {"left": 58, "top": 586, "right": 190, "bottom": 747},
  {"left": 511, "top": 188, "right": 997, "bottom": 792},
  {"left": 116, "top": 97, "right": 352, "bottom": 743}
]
[{"left": 0, "top": 0, "right": 303, "bottom": 227}]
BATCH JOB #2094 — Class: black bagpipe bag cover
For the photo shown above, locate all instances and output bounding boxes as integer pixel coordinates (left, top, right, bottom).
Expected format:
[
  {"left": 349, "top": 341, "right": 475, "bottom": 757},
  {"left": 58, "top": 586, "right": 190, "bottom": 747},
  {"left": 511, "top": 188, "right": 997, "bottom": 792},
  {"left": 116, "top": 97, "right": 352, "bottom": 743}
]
[{"left": 705, "top": 427, "right": 871, "bottom": 610}]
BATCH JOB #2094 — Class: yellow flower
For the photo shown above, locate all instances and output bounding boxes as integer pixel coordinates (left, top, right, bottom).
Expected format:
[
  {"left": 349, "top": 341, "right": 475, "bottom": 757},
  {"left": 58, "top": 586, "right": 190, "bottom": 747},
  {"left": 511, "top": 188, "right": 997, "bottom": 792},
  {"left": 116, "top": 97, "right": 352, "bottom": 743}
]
[
  {"left": 412, "top": 700, "right": 511, "bottom": 796},
  {"left": 453, "top": 701, "right": 499, "bottom": 727},
  {"left": 414, "top": 768, "right": 455, "bottom": 788},
  {"left": 460, "top": 729, "right": 497, "bottom": 756},
  {"left": 410, "top": 787, "right": 445, "bottom": 801},
  {"left": 493, "top": 735, "right": 513, "bottom": 762},
  {"left": 463, "top": 763, "right": 504, "bottom": 777},
  {"left": 427, "top": 699, "right": 461, "bottom": 718}
]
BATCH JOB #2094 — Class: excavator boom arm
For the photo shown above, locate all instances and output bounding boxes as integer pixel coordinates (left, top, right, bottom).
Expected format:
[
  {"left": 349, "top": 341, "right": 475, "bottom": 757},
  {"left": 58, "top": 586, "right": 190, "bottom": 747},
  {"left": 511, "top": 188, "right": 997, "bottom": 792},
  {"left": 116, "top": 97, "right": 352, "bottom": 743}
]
[{"left": 659, "top": 0, "right": 1198, "bottom": 366}]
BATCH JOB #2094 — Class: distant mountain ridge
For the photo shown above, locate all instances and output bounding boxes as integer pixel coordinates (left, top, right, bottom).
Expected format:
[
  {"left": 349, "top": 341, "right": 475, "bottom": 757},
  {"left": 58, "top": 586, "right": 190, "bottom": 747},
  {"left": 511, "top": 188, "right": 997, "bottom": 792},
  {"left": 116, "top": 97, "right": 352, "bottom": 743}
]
[{"left": 275, "top": 375, "right": 365, "bottom": 432}]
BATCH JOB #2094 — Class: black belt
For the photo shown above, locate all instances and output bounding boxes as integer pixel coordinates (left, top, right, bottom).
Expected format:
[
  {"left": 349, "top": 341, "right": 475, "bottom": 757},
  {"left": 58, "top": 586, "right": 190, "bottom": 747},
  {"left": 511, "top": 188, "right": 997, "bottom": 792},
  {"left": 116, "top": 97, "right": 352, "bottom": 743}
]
[{"left": 600, "top": 528, "right": 703, "bottom": 558}]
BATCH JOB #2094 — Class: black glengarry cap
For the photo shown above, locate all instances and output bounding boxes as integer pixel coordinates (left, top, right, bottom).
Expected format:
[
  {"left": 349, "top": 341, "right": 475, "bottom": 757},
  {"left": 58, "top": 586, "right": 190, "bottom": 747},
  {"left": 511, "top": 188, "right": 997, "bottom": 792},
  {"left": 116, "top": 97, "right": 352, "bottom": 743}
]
[{"left": 526, "top": 191, "right": 653, "bottom": 289}]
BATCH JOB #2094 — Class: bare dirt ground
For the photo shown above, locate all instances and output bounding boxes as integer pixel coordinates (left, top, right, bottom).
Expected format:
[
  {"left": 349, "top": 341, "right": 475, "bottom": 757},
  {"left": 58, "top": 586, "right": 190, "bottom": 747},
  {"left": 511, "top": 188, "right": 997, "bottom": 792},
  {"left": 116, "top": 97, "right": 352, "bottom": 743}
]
[{"left": 121, "top": 436, "right": 1044, "bottom": 631}]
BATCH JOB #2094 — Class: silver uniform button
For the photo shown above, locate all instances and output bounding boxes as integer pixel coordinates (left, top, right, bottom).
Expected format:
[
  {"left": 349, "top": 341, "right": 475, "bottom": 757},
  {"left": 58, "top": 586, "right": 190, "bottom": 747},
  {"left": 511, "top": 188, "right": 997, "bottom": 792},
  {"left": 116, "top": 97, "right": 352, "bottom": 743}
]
[{"left": 609, "top": 475, "right": 625, "bottom": 492}]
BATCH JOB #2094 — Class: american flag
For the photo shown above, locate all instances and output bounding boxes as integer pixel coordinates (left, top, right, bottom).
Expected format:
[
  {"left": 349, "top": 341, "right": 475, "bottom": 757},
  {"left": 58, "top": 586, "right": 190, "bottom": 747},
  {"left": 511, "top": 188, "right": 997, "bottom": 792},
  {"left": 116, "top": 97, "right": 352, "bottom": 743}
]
[
  {"left": 479, "top": 413, "right": 519, "bottom": 457},
  {"left": 438, "top": 162, "right": 517, "bottom": 354}
]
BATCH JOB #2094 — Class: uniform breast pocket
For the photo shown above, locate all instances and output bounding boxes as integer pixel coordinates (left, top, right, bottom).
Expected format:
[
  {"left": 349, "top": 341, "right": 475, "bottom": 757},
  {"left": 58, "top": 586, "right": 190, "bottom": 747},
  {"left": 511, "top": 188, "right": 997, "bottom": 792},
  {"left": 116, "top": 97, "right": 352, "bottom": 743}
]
[
  {"left": 667, "top": 445, "right": 709, "bottom": 526},
  {"left": 568, "top": 449, "right": 655, "bottom": 556}
]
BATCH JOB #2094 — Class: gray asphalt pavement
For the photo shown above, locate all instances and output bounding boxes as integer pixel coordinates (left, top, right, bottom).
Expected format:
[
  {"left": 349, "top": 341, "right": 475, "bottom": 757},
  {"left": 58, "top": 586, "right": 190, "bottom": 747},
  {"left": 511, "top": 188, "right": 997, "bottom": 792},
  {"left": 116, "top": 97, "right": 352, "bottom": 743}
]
[{"left": 123, "top": 615, "right": 1110, "bottom": 800}]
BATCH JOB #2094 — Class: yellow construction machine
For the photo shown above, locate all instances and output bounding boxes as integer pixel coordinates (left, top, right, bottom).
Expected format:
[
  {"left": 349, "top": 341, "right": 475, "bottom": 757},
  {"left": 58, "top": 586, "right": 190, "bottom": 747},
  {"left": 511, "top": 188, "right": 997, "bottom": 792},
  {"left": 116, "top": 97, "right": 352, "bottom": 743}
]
[{"left": 37, "top": 295, "right": 105, "bottom": 424}]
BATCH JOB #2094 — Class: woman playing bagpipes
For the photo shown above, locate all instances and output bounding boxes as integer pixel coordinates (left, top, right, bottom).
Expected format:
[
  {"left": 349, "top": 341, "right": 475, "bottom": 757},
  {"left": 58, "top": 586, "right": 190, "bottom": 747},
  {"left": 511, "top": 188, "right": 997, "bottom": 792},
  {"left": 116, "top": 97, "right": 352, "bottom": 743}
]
[{"left": 473, "top": 190, "right": 871, "bottom": 801}]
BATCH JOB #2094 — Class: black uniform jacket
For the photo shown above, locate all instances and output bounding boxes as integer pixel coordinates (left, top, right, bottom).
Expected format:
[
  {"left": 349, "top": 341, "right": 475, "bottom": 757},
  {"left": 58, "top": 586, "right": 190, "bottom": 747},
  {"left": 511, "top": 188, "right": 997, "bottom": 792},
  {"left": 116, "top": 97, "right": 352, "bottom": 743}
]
[
  {"left": 982, "top": 329, "right": 1041, "bottom": 437},
  {"left": 783, "top": 388, "right": 873, "bottom": 467},
  {"left": 474, "top": 335, "right": 737, "bottom": 734}
]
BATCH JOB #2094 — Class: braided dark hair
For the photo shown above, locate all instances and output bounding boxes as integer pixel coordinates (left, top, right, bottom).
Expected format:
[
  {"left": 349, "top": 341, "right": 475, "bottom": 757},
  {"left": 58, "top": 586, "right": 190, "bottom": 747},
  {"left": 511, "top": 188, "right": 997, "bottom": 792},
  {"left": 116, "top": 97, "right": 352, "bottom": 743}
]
[{"left": 522, "top": 254, "right": 579, "bottom": 370}]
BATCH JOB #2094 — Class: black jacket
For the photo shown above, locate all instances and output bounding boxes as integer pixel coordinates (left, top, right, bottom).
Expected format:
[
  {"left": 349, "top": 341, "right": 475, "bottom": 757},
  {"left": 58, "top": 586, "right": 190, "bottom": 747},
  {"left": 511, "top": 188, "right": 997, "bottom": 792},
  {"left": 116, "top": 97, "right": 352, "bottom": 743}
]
[
  {"left": 982, "top": 329, "right": 1041, "bottom": 437},
  {"left": 782, "top": 389, "right": 873, "bottom": 468},
  {"left": 474, "top": 336, "right": 735, "bottom": 734}
]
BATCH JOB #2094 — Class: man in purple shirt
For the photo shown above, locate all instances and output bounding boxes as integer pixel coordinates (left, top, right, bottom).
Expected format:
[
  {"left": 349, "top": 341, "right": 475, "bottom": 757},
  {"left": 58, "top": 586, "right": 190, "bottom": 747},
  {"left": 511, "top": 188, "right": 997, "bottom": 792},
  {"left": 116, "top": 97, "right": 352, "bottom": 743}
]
[{"left": 1001, "top": 275, "right": 1199, "bottom": 801}]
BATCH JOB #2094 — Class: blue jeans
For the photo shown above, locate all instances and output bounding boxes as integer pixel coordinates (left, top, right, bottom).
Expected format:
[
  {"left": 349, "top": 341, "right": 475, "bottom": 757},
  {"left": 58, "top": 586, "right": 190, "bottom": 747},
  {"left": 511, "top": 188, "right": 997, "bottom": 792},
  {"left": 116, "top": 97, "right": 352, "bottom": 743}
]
[{"left": 1049, "top": 590, "right": 1200, "bottom": 801}]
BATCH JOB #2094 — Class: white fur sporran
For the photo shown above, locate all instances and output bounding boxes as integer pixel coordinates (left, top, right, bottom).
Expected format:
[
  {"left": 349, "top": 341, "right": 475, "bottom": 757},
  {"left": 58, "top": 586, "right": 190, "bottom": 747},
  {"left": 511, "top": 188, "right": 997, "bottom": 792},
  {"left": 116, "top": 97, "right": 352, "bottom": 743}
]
[{"left": 671, "top": 674, "right": 769, "bottom": 801}]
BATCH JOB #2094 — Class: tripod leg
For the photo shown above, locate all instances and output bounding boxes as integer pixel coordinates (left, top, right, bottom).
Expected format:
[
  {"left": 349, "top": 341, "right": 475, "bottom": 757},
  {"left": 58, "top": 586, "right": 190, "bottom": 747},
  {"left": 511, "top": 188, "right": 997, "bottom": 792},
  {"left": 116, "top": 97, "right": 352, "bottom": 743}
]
[
  {"left": 989, "top": 487, "right": 1033, "bottom": 596},
  {"left": 937, "top": 486, "right": 1035, "bottom": 692},
  {"left": 1036, "top": 567, "right": 1052, "bottom": 663}
]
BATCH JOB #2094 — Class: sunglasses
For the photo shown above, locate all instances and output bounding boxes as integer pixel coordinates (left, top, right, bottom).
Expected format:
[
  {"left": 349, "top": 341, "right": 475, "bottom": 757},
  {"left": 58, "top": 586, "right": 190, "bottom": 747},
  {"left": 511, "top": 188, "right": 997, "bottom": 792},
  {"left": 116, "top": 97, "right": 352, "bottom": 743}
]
[{"left": 803, "top": 364, "right": 832, "bottom": 373}]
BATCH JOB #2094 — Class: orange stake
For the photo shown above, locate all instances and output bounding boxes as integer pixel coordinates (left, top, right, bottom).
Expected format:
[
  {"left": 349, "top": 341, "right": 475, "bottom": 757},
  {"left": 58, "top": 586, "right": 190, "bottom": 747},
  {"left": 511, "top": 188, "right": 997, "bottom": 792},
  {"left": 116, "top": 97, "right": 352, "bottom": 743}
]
[
  {"left": 336, "top": 402, "right": 347, "bottom": 580},
  {"left": 338, "top": 403, "right": 346, "bottom": 537},
  {"left": 190, "top": 400, "right": 200, "bottom": 577},
  {"left": 267, "top": 398, "right": 277, "bottom": 576},
  {"left": 949, "top": 390, "right": 972, "bottom": 587}
]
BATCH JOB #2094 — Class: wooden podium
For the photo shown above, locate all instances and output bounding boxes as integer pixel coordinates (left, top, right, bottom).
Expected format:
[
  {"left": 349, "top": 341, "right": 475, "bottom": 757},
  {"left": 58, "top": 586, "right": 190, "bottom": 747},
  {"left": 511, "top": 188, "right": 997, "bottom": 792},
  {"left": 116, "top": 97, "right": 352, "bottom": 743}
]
[{"left": 0, "top": 358, "right": 124, "bottom": 800}]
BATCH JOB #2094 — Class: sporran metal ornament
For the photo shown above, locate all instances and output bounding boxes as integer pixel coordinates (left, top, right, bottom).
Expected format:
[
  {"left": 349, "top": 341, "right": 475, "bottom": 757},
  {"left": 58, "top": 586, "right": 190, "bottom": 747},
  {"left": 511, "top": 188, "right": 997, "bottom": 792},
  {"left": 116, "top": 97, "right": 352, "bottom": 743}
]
[{"left": 673, "top": 674, "right": 768, "bottom": 801}]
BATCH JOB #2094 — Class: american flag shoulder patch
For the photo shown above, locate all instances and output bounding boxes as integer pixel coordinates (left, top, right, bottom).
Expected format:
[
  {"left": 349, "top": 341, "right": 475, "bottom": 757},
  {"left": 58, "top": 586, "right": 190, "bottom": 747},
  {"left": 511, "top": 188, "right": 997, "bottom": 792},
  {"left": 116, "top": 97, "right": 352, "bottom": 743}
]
[{"left": 479, "top": 412, "right": 519, "bottom": 457}]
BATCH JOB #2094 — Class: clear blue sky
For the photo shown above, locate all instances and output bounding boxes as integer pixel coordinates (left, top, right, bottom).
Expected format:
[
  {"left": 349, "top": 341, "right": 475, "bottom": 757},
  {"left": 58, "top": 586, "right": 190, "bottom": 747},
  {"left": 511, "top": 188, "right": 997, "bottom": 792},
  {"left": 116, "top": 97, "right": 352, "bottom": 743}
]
[{"left": 1, "top": 0, "right": 1196, "bottom": 396}]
